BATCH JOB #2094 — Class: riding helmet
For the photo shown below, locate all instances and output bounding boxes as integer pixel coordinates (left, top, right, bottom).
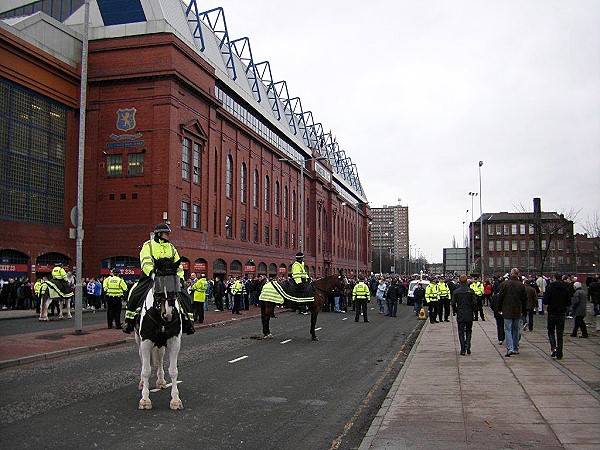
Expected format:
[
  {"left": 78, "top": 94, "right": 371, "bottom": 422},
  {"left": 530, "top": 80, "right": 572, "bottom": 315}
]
[
  {"left": 295, "top": 252, "right": 304, "bottom": 260},
  {"left": 154, "top": 223, "right": 172, "bottom": 234}
]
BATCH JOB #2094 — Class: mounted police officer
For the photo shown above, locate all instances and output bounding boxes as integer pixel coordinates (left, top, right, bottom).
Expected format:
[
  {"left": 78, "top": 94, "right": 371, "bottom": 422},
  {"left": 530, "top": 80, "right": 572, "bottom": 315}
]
[
  {"left": 290, "top": 252, "right": 311, "bottom": 296},
  {"left": 123, "top": 223, "right": 195, "bottom": 335}
]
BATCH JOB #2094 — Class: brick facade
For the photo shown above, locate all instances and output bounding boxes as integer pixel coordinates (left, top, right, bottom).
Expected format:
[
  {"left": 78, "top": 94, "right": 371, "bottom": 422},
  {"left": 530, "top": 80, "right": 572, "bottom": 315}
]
[{"left": 1, "top": 30, "right": 371, "bottom": 280}]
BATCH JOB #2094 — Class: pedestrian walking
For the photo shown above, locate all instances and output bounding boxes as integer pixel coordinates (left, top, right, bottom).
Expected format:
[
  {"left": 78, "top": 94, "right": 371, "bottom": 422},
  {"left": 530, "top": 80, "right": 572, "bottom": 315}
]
[
  {"left": 376, "top": 279, "right": 387, "bottom": 314},
  {"left": 523, "top": 280, "right": 537, "bottom": 332},
  {"left": 543, "top": 273, "right": 571, "bottom": 359},
  {"left": 451, "top": 274, "right": 477, "bottom": 355},
  {"left": 497, "top": 268, "right": 527, "bottom": 357},
  {"left": 570, "top": 282, "right": 588, "bottom": 338},
  {"left": 385, "top": 278, "right": 402, "bottom": 317}
]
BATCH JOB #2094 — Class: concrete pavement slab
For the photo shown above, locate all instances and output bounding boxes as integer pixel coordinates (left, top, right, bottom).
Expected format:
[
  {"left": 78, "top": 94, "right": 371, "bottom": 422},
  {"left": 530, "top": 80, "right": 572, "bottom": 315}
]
[{"left": 360, "top": 306, "right": 600, "bottom": 449}]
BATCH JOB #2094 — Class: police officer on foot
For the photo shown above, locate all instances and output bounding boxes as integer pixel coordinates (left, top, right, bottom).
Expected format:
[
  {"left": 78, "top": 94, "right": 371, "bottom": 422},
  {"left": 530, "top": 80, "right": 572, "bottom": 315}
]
[
  {"left": 103, "top": 268, "right": 127, "bottom": 329},
  {"left": 353, "top": 276, "right": 370, "bottom": 322},
  {"left": 123, "top": 223, "right": 195, "bottom": 335},
  {"left": 425, "top": 277, "right": 440, "bottom": 323}
]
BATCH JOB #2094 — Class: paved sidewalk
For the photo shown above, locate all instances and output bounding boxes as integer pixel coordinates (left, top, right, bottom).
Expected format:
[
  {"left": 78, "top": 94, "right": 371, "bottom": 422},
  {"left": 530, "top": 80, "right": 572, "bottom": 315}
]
[
  {"left": 360, "top": 309, "right": 600, "bottom": 449},
  {"left": 0, "top": 305, "right": 270, "bottom": 369}
]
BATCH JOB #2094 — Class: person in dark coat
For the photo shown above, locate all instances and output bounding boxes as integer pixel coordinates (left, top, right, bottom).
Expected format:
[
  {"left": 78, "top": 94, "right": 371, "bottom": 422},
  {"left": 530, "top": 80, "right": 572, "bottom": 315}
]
[
  {"left": 523, "top": 281, "right": 538, "bottom": 332},
  {"left": 413, "top": 283, "right": 426, "bottom": 316},
  {"left": 490, "top": 277, "right": 505, "bottom": 345},
  {"left": 385, "top": 278, "right": 402, "bottom": 317},
  {"left": 212, "top": 276, "right": 225, "bottom": 312},
  {"left": 497, "top": 268, "right": 527, "bottom": 357},
  {"left": 570, "top": 282, "right": 588, "bottom": 338},
  {"left": 451, "top": 274, "right": 477, "bottom": 355},
  {"left": 543, "top": 272, "right": 571, "bottom": 359}
]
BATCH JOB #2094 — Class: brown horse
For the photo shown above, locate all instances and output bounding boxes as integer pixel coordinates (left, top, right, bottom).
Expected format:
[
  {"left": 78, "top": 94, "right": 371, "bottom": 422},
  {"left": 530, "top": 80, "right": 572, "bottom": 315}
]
[{"left": 260, "top": 272, "right": 346, "bottom": 340}]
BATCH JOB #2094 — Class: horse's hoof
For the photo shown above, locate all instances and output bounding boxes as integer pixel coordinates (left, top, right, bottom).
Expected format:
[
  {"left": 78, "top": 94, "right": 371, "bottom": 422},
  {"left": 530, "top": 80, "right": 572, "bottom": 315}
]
[
  {"left": 263, "top": 334, "right": 273, "bottom": 339},
  {"left": 138, "top": 399, "right": 152, "bottom": 410},
  {"left": 66, "top": 315, "right": 73, "bottom": 319},
  {"left": 38, "top": 318, "right": 49, "bottom": 322},
  {"left": 170, "top": 399, "right": 183, "bottom": 410},
  {"left": 156, "top": 380, "right": 167, "bottom": 389},
  {"left": 312, "top": 336, "right": 319, "bottom": 341}
]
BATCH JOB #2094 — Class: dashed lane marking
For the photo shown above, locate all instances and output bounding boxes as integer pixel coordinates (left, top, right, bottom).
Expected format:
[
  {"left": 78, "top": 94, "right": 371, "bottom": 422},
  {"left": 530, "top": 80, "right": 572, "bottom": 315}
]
[
  {"left": 228, "top": 355, "right": 249, "bottom": 363},
  {"left": 315, "top": 327, "right": 322, "bottom": 331},
  {"left": 342, "top": 317, "right": 348, "bottom": 321},
  {"left": 280, "top": 339, "right": 292, "bottom": 344}
]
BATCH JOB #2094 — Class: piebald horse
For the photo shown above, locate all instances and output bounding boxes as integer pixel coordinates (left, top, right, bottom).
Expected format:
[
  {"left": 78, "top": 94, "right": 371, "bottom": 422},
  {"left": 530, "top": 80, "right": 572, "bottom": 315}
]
[{"left": 135, "top": 287, "right": 183, "bottom": 410}]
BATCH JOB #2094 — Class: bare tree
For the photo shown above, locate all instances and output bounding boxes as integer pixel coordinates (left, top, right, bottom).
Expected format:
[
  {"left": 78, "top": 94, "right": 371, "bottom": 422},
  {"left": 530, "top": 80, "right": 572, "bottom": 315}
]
[
  {"left": 580, "top": 211, "right": 600, "bottom": 269},
  {"left": 512, "top": 201, "right": 580, "bottom": 275}
]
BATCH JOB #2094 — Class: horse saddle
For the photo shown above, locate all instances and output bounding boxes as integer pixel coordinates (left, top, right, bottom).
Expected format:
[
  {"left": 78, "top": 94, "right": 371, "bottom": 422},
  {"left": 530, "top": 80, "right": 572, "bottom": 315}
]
[{"left": 259, "top": 280, "right": 314, "bottom": 304}]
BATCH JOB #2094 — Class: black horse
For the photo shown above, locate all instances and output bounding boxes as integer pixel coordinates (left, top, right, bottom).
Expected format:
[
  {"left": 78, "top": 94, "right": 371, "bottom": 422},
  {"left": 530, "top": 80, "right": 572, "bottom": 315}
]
[{"left": 260, "top": 272, "right": 346, "bottom": 340}]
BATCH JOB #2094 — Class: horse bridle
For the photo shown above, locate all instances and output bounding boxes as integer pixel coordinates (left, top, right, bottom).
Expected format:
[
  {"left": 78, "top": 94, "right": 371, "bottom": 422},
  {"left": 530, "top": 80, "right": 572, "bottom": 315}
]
[
  {"left": 143, "top": 295, "right": 180, "bottom": 331},
  {"left": 312, "top": 275, "right": 345, "bottom": 295}
]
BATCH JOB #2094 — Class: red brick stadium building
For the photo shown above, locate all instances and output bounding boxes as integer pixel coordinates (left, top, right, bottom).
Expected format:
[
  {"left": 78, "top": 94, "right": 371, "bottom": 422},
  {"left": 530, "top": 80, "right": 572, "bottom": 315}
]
[{"left": 0, "top": 0, "right": 371, "bottom": 281}]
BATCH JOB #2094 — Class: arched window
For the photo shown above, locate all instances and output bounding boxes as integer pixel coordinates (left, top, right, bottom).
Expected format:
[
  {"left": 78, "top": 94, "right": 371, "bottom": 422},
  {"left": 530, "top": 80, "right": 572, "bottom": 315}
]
[
  {"left": 264, "top": 175, "right": 270, "bottom": 212},
  {"left": 253, "top": 169, "right": 259, "bottom": 208},
  {"left": 240, "top": 163, "right": 247, "bottom": 203},
  {"left": 291, "top": 190, "right": 296, "bottom": 221},
  {"left": 274, "top": 181, "right": 280, "bottom": 215},
  {"left": 283, "top": 186, "right": 288, "bottom": 218},
  {"left": 225, "top": 155, "right": 233, "bottom": 198},
  {"left": 258, "top": 262, "right": 267, "bottom": 275}
]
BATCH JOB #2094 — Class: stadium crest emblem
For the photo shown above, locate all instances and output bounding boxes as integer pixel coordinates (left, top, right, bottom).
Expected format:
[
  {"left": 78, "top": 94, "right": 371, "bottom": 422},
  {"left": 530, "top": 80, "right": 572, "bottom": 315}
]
[{"left": 116, "top": 108, "right": 137, "bottom": 131}]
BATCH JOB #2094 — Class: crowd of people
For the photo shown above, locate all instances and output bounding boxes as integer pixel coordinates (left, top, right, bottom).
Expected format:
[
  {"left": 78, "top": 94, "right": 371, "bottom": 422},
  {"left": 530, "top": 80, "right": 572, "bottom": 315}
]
[{"left": 3, "top": 237, "right": 599, "bottom": 358}]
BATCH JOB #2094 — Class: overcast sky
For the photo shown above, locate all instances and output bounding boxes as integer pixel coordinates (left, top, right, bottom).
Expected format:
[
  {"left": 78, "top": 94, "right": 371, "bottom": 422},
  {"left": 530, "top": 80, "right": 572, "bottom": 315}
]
[{"left": 199, "top": 0, "right": 600, "bottom": 262}]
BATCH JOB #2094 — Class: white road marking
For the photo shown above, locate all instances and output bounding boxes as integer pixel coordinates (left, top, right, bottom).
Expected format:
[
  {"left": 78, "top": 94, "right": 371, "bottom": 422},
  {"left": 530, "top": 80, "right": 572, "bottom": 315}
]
[
  {"left": 228, "top": 355, "right": 249, "bottom": 363},
  {"left": 280, "top": 339, "right": 292, "bottom": 344},
  {"left": 315, "top": 327, "right": 322, "bottom": 331},
  {"left": 342, "top": 317, "right": 348, "bottom": 321},
  {"left": 150, "top": 381, "right": 182, "bottom": 393}
]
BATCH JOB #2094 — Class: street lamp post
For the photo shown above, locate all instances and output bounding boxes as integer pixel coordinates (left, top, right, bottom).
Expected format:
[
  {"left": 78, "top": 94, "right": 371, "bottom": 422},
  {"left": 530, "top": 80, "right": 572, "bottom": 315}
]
[
  {"left": 74, "top": 0, "right": 90, "bottom": 335},
  {"left": 468, "top": 192, "right": 478, "bottom": 273},
  {"left": 464, "top": 209, "right": 469, "bottom": 247},
  {"left": 379, "top": 225, "right": 383, "bottom": 275},
  {"left": 478, "top": 161, "right": 484, "bottom": 279}
]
